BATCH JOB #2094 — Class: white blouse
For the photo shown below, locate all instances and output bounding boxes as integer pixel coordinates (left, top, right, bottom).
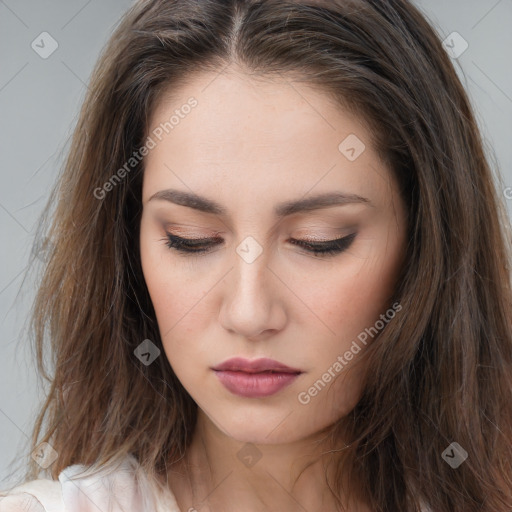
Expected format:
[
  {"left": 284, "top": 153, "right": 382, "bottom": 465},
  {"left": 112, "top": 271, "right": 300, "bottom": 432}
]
[{"left": 0, "top": 455, "right": 181, "bottom": 512}]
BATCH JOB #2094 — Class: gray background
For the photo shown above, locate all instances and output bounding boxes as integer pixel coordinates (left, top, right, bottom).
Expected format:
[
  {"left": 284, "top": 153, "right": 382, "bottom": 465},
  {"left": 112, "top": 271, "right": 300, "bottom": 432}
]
[{"left": 1, "top": 0, "right": 511, "bottom": 485}]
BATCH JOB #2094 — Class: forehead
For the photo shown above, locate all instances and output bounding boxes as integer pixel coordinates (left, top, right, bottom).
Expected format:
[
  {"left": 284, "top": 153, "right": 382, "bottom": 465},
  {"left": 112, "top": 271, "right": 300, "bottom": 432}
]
[
  {"left": 149, "top": 68, "right": 372, "bottom": 151},
  {"left": 143, "top": 69, "right": 391, "bottom": 209}
]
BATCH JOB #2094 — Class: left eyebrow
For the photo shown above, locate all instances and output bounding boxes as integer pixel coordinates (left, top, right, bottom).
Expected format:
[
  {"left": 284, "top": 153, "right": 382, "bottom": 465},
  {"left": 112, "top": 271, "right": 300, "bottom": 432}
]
[{"left": 148, "top": 189, "right": 373, "bottom": 218}]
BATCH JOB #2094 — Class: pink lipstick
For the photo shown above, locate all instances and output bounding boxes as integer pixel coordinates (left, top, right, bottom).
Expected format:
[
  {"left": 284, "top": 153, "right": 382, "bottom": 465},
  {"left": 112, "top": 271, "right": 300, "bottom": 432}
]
[{"left": 211, "top": 357, "right": 302, "bottom": 398}]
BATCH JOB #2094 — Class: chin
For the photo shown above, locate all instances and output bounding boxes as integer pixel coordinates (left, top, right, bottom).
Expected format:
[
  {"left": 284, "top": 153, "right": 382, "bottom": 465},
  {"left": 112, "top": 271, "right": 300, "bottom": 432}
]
[
  {"left": 226, "top": 425, "right": 304, "bottom": 446},
  {"left": 204, "top": 406, "right": 314, "bottom": 445}
]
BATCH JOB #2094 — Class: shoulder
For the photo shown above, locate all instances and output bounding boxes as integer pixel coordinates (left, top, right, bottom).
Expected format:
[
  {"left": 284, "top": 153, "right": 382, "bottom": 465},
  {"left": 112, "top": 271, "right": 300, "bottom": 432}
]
[
  {"left": 0, "top": 477, "right": 61, "bottom": 511},
  {"left": 0, "top": 455, "right": 182, "bottom": 512}
]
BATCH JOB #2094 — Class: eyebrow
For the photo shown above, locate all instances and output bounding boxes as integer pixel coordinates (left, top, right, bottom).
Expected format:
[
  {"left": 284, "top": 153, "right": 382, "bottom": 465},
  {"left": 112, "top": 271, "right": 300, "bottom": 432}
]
[{"left": 148, "top": 189, "right": 372, "bottom": 217}]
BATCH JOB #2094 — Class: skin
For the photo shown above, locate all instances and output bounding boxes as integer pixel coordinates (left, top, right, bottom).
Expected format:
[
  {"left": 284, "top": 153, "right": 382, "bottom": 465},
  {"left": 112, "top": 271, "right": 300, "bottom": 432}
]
[{"left": 139, "top": 66, "right": 408, "bottom": 512}]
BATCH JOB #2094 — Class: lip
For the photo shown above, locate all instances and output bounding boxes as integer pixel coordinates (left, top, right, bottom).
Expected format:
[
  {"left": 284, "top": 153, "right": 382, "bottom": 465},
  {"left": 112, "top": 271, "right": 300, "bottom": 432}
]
[
  {"left": 211, "top": 357, "right": 302, "bottom": 398},
  {"left": 212, "top": 357, "right": 302, "bottom": 373}
]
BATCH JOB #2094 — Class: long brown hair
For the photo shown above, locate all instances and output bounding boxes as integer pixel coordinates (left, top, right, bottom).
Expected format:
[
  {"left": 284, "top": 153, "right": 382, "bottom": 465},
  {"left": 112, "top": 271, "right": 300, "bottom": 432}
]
[{"left": 4, "top": 0, "right": 512, "bottom": 510}]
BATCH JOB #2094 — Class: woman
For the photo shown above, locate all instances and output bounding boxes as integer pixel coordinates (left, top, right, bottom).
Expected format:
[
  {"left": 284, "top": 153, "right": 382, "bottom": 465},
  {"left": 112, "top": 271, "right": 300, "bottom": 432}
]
[{"left": 1, "top": 0, "right": 511, "bottom": 511}]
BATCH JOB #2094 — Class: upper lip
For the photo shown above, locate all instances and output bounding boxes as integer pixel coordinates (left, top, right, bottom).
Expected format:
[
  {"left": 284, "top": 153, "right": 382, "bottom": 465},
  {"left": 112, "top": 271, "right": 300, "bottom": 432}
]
[{"left": 212, "top": 357, "right": 302, "bottom": 374}]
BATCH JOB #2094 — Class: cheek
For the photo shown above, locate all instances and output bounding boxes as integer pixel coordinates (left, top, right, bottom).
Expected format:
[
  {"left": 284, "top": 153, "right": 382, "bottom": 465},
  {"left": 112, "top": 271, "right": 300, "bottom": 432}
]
[
  {"left": 303, "top": 253, "right": 402, "bottom": 343},
  {"left": 140, "top": 254, "right": 201, "bottom": 380},
  {"left": 142, "top": 266, "right": 202, "bottom": 345},
  {"left": 139, "top": 230, "right": 214, "bottom": 383},
  {"left": 140, "top": 225, "right": 192, "bottom": 339},
  {"left": 302, "top": 236, "right": 404, "bottom": 415}
]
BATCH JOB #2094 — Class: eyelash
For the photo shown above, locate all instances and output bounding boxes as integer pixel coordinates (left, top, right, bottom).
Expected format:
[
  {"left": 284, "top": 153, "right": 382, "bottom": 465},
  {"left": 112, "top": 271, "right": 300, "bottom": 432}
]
[{"left": 162, "top": 232, "right": 357, "bottom": 258}]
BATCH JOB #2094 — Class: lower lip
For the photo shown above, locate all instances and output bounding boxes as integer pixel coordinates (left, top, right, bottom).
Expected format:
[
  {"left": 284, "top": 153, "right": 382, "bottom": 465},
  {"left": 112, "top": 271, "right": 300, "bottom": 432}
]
[{"left": 213, "top": 370, "right": 300, "bottom": 398}]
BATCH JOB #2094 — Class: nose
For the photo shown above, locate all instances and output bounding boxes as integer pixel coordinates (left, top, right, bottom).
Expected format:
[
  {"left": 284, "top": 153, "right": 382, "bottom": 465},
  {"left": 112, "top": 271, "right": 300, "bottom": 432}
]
[{"left": 218, "top": 250, "right": 287, "bottom": 341}]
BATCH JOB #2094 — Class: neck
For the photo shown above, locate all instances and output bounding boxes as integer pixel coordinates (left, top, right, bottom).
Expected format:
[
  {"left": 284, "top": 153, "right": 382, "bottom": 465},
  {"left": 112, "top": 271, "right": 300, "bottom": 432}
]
[{"left": 167, "top": 411, "right": 369, "bottom": 512}]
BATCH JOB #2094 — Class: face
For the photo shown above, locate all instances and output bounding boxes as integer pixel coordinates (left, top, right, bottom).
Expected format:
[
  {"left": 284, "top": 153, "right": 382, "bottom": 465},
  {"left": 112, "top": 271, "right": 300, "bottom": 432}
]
[{"left": 139, "top": 69, "right": 407, "bottom": 445}]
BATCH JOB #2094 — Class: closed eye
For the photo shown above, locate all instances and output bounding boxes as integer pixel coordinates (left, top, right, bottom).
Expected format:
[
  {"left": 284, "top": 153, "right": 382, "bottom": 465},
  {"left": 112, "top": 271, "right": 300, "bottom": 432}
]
[{"left": 162, "top": 232, "right": 357, "bottom": 258}]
